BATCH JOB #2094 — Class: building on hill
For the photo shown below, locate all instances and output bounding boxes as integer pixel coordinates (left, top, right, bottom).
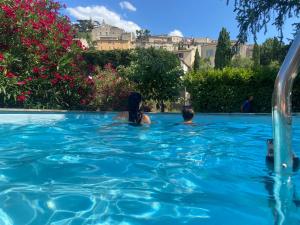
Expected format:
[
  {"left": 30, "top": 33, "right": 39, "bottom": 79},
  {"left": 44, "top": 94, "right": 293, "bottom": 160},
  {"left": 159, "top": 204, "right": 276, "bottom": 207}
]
[
  {"left": 91, "top": 21, "right": 135, "bottom": 51},
  {"left": 135, "top": 35, "right": 183, "bottom": 51},
  {"left": 94, "top": 39, "right": 134, "bottom": 51},
  {"left": 87, "top": 22, "right": 254, "bottom": 66}
]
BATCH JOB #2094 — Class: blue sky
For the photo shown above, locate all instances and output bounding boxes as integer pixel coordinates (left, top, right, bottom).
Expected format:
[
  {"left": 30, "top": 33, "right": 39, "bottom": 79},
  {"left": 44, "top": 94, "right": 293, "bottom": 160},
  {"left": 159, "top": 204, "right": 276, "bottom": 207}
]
[{"left": 60, "top": 0, "right": 296, "bottom": 44}]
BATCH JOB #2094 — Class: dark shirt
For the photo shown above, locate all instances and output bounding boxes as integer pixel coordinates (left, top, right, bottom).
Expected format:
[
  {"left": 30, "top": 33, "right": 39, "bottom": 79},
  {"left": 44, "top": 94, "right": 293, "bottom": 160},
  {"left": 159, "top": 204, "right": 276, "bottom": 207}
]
[{"left": 242, "top": 100, "right": 253, "bottom": 113}]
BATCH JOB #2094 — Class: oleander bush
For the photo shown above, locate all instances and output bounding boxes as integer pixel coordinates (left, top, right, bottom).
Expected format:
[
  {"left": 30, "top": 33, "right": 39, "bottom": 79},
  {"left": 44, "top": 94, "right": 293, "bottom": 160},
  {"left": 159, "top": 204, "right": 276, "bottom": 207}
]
[
  {"left": 0, "top": 0, "right": 95, "bottom": 109},
  {"left": 90, "top": 64, "right": 134, "bottom": 111}
]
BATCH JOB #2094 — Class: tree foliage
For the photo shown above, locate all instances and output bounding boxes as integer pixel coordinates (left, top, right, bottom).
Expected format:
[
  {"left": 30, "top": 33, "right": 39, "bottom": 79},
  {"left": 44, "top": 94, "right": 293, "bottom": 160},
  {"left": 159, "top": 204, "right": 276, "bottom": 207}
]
[
  {"left": 83, "top": 49, "right": 133, "bottom": 69},
  {"left": 260, "top": 38, "right": 288, "bottom": 66},
  {"left": 230, "top": 56, "right": 253, "bottom": 68},
  {"left": 136, "top": 29, "right": 151, "bottom": 41},
  {"left": 74, "top": 19, "right": 95, "bottom": 33},
  {"left": 121, "top": 48, "right": 183, "bottom": 112},
  {"left": 193, "top": 48, "right": 201, "bottom": 71},
  {"left": 229, "top": 0, "right": 300, "bottom": 43},
  {"left": 215, "top": 28, "right": 232, "bottom": 69}
]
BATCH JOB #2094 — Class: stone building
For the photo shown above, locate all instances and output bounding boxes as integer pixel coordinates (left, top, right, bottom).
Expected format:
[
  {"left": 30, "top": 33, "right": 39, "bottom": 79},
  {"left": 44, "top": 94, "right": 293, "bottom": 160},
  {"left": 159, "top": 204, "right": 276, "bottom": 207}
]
[{"left": 91, "top": 22, "right": 135, "bottom": 51}]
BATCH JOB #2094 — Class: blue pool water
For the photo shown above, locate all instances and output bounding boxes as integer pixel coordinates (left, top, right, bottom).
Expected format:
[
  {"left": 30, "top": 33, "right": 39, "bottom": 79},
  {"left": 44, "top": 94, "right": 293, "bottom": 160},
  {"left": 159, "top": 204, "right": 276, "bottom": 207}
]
[{"left": 0, "top": 113, "right": 300, "bottom": 225}]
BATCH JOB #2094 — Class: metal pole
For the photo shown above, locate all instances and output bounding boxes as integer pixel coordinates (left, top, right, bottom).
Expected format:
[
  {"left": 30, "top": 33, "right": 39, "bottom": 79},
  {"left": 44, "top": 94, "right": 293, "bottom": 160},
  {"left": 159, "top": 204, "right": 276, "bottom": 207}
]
[{"left": 272, "top": 32, "right": 300, "bottom": 174}]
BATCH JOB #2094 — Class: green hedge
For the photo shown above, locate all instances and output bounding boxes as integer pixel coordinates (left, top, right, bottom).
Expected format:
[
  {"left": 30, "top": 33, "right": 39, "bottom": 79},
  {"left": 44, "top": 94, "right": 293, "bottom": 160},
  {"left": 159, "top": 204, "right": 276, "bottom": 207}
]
[
  {"left": 83, "top": 50, "right": 132, "bottom": 69},
  {"left": 184, "top": 66, "right": 300, "bottom": 113}
]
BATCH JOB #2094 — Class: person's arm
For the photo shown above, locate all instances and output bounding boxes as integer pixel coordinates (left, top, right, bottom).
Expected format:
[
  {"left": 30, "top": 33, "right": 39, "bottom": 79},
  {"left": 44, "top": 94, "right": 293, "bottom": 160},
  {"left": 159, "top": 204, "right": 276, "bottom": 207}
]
[
  {"left": 142, "top": 114, "right": 151, "bottom": 124},
  {"left": 114, "top": 111, "right": 128, "bottom": 121}
]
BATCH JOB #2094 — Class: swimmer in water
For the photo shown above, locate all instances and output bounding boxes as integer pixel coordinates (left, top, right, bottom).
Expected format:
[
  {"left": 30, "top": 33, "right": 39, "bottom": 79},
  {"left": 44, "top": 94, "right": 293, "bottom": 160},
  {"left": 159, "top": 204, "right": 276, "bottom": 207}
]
[
  {"left": 182, "top": 106, "right": 194, "bottom": 124},
  {"left": 115, "top": 92, "right": 151, "bottom": 125}
]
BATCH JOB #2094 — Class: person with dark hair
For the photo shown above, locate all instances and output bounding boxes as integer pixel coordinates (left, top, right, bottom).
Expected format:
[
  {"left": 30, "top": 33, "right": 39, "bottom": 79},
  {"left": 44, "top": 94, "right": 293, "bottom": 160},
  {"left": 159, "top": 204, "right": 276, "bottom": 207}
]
[
  {"left": 182, "top": 106, "right": 194, "bottom": 124},
  {"left": 115, "top": 92, "right": 151, "bottom": 125},
  {"left": 241, "top": 96, "right": 254, "bottom": 113}
]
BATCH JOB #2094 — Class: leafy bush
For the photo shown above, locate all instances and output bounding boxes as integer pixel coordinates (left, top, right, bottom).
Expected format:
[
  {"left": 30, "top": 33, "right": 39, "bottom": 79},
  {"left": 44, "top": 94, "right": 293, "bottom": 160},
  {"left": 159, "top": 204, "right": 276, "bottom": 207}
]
[
  {"left": 184, "top": 66, "right": 286, "bottom": 112},
  {"left": 83, "top": 50, "right": 132, "bottom": 69},
  {"left": 90, "top": 64, "right": 134, "bottom": 111},
  {"left": 0, "top": 0, "right": 95, "bottom": 109},
  {"left": 121, "top": 48, "right": 183, "bottom": 112}
]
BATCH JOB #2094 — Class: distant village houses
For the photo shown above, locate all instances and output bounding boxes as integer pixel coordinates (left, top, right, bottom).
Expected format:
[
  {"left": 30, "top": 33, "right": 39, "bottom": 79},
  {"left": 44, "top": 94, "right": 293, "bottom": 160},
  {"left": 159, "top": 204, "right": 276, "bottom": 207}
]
[{"left": 73, "top": 20, "right": 253, "bottom": 68}]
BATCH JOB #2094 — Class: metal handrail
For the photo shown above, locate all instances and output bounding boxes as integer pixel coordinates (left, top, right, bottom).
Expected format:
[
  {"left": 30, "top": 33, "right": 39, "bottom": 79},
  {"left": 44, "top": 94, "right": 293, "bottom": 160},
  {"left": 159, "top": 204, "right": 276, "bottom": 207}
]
[{"left": 272, "top": 32, "right": 300, "bottom": 174}]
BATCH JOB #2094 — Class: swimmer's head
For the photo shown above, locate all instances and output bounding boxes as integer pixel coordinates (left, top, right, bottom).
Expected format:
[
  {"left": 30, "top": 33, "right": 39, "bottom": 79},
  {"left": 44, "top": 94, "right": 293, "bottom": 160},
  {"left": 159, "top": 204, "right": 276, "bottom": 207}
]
[{"left": 182, "top": 106, "right": 194, "bottom": 122}]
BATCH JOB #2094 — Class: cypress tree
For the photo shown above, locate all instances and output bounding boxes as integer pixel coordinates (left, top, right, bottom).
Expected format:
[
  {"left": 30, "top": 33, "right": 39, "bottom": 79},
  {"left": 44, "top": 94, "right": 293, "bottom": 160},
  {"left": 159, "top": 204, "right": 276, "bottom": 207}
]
[
  {"left": 252, "top": 42, "right": 260, "bottom": 67},
  {"left": 215, "top": 28, "right": 232, "bottom": 69},
  {"left": 193, "top": 48, "right": 201, "bottom": 71}
]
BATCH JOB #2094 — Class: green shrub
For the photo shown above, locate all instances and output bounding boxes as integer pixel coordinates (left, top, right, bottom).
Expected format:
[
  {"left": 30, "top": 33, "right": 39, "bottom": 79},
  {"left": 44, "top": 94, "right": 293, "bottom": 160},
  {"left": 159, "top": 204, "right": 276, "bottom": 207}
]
[
  {"left": 184, "top": 66, "right": 289, "bottom": 113},
  {"left": 83, "top": 50, "right": 132, "bottom": 69}
]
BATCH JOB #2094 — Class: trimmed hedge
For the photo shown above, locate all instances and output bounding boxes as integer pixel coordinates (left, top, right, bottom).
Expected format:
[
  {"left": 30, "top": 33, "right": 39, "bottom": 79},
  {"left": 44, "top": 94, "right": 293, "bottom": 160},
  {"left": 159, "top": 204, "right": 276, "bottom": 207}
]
[
  {"left": 83, "top": 50, "right": 132, "bottom": 69},
  {"left": 184, "top": 66, "right": 300, "bottom": 113}
]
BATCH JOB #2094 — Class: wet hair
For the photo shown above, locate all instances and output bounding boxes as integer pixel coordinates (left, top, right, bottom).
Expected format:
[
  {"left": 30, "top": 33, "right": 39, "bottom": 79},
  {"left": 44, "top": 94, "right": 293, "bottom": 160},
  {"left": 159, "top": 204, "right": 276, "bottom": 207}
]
[
  {"left": 128, "top": 92, "right": 143, "bottom": 124},
  {"left": 182, "top": 106, "right": 194, "bottom": 121}
]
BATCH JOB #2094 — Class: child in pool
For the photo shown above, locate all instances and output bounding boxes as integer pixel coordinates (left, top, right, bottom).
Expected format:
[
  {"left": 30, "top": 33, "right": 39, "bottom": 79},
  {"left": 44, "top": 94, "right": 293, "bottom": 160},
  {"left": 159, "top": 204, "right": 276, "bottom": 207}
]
[{"left": 182, "top": 106, "right": 194, "bottom": 124}]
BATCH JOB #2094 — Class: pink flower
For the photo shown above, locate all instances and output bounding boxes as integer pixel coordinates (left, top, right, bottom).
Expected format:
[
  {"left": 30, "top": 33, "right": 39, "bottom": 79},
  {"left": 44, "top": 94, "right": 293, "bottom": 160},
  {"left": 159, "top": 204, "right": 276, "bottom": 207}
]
[
  {"left": 6, "top": 72, "right": 16, "bottom": 78},
  {"left": 51, "top": 79, "right": 58, "bottom": 86},
  {"left": 80, "top": 99, "right": 87, "bottom": 105},
  {"left": 17, "top": 81, "right": 27, "bottom": 86},
  {"left": 39, "top": 75, "right": 48, "bottom": 79},
  {"left": 17, "top": 95, "right": 26, "bottom": 102},
  {"left": 0, "top": 53, "right": 4, "bottom": 61},
  {"left": 32, "top": 67, "right": 39, "bottom": 73}
]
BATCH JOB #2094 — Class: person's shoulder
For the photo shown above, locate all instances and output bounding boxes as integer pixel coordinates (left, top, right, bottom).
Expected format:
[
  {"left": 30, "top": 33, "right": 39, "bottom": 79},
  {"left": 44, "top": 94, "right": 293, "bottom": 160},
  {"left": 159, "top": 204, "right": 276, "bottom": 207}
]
[{"left": 142, "top": 114, "right": 151, "bottom": 124}]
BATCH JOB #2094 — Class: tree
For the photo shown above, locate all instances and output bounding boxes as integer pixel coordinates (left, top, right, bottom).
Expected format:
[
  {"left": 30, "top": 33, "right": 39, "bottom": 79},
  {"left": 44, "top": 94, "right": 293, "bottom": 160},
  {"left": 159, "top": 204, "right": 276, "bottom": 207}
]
[
  {"left": 228, "top": 0, "right": 300, "bottom": 43},
  {"left": 193, "top": 48, "right": 201, "bottom": 71},
  {"left": 136, "top": 29, "right": 151, "bottom": 41},
  {"left": 122, "top": 48, "right": 183, "bottom": 112},
  {"left": 230, "top": 55, "right": 253, "bottom": 68},
  {"left": 252, "top": 43, "right": 260, "bottom": 67},
  {"left": 200, "top": 58, "right": 212, "bottom": 70},
  {"left": 75, "top": 19, "right": 95, "bottom": 33},
  {"left": 215, "top": 28, "right": 232, "bottom": 69},
  {"left": 260, "top": 38, "right": 287, "bottom": 66}
]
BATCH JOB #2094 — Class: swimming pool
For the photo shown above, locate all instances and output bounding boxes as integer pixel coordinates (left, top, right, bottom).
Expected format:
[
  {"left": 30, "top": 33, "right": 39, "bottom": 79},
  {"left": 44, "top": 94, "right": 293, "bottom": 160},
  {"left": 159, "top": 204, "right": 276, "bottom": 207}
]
[{"left": 0, "top": 112, "right": 300, "bottom": 225}]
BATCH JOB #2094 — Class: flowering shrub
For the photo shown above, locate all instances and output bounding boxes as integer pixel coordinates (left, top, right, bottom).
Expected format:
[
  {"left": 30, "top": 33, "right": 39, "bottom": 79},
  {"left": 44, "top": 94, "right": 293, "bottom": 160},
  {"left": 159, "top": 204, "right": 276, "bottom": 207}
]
[
  {"left": 0, "top": 0, "right": 95, "bottom": 109},
  {"left": 91, "top": 64, "right": 133, "bottom": 111}
]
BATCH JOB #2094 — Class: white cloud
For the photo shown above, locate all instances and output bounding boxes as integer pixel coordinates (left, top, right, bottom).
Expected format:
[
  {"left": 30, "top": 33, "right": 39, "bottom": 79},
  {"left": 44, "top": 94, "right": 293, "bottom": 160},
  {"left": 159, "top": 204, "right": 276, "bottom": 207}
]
[
  {"left": 67, "top": 6, "right": 140, "bottom": 32},
  {"left": 169, "top": 29, "right": 183, "bottom": 37},
  {"left": 119, "top": 1, "right": 136, "bottom": 12}
]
